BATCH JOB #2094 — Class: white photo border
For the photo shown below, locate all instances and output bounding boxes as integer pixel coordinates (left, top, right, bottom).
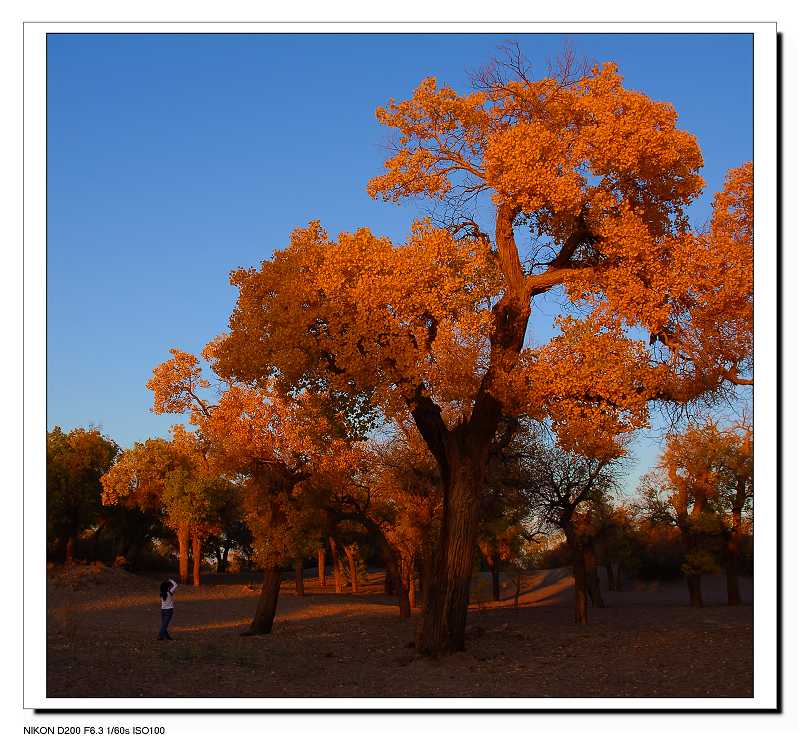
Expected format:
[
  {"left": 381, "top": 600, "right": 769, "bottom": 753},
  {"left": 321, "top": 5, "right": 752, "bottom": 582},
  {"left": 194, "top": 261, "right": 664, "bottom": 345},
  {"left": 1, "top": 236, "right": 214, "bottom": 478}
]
[{"left": 23, "top": 20, "right": 779, "bottom": 712}]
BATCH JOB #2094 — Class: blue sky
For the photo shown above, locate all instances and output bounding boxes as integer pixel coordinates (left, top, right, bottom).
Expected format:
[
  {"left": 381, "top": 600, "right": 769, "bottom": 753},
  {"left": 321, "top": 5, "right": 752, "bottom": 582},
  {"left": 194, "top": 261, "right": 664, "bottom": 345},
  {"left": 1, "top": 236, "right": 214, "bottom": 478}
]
[{"left": 46, "top": 33, "right": 753, "bottom": 491}]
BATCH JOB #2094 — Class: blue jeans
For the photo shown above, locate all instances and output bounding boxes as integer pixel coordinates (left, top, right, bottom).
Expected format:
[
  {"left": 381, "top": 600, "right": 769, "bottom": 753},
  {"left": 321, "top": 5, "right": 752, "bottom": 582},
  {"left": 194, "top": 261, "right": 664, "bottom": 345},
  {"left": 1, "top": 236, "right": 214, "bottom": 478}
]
[{"left": 159, "top": 608, "right": 174, "bottom": 639}]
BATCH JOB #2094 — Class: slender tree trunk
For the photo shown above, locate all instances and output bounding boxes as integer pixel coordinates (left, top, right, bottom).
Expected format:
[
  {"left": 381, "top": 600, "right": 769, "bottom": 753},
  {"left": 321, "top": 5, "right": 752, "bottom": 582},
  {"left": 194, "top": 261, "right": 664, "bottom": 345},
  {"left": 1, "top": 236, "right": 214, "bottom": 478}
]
[
  {"left": 222, "top": 544, "right": 230, "bottom": 573},
  {"left": 726, "top": 482, "right": 745, "bottom": 606},
  {"left": 294, "top": 557, "right": 305, "bottom": 597},
  {"left": 490, "top": 556, "right": 501, "bottom": 601},
  {"left": 585, "top": 548, "right": 605, "bottom": 608},
  {"left": 417, "top": 455, "right": 483, "bottom": 655},
  {"left": 317, "top": 547, "right": 326, "bottom": 588},
  {"left": 726, "top": 520, "right": 742, "bottom": 606},
  {"left": 396, "top": 572, "right": 411, "bottom": 619},
  {"left": 65, "top": 535, "right": 76, "bottom": 565},
  {"left": 570, "top": 540, "right": 589, "bottom": 625},
  {"left": 345, "top": 545, "right": 359, "bottom": 594},
  {"left": 329, "top": 537, "right": 343, "bottom": 594},
  {"left": 191, "top": 532, "right": 202, "bottom": 587},
  {"left": 409, "top": 572, "right": 416, "bottom": 609},
  {"left": 687, "top": 574, "right": 704, "bottom": 608},
  {"left": 384, "top": 570, "right": 395, "bottom": 595},
  {"left": 605, "top": 563, "right": 617, "bottom": 591},
  {"left": 177, "top": 524, "right": 190, "bottom": 585},
  {"left": 243, "top": 566, "right": 282, "bottom": 635}
]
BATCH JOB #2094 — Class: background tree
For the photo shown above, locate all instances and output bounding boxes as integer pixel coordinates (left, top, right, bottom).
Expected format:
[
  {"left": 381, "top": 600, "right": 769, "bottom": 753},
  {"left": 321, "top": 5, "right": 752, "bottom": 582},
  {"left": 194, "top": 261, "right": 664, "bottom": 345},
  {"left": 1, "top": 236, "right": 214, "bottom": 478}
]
[
  {"left": 101, "top": 434, "right": 201, "bottom": 584},
  {"left": 47, "top": 426, "right": 119, "bottom": 563},
  {"left": 637, "top": 418, "right": 752, "bottom": 607},
  {"left": 518, "top": 422, "right": 623, "bottom": 623},
  {"left": 147, "top": 348, "right": 363, "bottom": 632}
]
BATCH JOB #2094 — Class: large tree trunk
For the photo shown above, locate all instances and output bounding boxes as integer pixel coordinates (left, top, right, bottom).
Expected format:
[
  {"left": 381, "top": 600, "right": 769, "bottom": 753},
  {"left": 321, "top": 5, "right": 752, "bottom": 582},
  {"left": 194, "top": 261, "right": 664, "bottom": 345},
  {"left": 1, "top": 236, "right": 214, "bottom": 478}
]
[
  {"left": 412, "top": 203, "right": 533, "bottom": 654},
  {"left": 294, "top": 558, "right": 305, "bottom": 597},
  {"left": 417, "top": 456, "right": 483, "bottom": 655},
  {"left": 191, "top": 532, "right": 202, "bottom": 587},
  {"left": 317, "top": 547, "right": 326, "bottom": 588},
  {"left": 345, "top": 545, "right": 359, "bottom": 594},
  {"left": 243, "top": 566, "right": 282, "bottom": 635},
  {"left": 177, "top": 524, "right": 190, "bottom": 584},
  {"left": 329, "top": 537, "right": 344, "bottom": 594}
]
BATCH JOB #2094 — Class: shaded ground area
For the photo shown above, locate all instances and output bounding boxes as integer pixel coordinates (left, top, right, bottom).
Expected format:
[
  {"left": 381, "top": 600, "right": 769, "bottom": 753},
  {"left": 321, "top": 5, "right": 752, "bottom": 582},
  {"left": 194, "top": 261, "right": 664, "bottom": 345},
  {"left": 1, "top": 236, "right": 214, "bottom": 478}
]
[{"left": 47, "top": 564, "right": 753, "bottom": 698}]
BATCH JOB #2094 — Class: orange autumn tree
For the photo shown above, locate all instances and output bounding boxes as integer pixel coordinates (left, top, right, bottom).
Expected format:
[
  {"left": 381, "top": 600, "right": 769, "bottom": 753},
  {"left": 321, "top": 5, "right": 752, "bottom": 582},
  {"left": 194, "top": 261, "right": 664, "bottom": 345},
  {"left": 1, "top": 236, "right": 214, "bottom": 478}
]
[
  {"left": 638, "top": 418, "right": 753, "bottom": 608},
  {"left": 211, "top": 55, "right": 752, "bottom": 655},
  {"left": 148, "top": 348, "right": 359, "bottom": 633},
  {"left": 101, "top": 433, "right": 205, "bottom": 584}
]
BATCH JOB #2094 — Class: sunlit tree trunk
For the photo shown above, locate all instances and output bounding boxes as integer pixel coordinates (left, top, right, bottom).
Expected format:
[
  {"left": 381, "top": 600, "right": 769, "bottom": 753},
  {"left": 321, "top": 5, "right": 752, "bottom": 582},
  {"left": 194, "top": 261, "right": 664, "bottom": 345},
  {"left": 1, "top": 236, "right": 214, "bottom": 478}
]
[
  {"left": 191, "top": 532, "right": 202, "bottom": 587},
  {"left": 243, "top": 566, "right": 282, "bottom": 635},
  {"left": 345, "top": 544, "right": 359, "bottom": 594},
  {"left": 294, "top": 557, "right": 305, "bottom": 597},
  {"left": 177, "top": 523, "right": 190, "bottom": 585},
  {"left": 329, "top": 537, "right": 344, "bottom": 594}
]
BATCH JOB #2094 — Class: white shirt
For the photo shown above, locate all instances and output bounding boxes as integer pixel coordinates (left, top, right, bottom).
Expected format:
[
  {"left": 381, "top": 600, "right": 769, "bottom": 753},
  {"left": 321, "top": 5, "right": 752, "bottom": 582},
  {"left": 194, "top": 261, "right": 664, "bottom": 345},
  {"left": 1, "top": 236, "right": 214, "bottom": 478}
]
[{"left": 161, "top": 579, "right": 178, "bottom": 609}]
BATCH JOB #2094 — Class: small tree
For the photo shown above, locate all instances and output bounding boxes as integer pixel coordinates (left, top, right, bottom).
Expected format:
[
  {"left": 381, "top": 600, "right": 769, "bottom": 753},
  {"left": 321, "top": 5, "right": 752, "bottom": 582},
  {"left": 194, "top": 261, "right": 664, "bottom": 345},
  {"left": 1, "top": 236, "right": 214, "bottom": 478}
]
[
  {"left": 637, "top": 418, "right": 752, "bottom": 607},
  {"left": 101, "top": 433, "right": 212, "bottom": 584},
  {"left": 518, "top": 422, "right": 624, "bottom": 624},
  {"left": 47, "top": 426, "right": 118, "bottom": 563}
]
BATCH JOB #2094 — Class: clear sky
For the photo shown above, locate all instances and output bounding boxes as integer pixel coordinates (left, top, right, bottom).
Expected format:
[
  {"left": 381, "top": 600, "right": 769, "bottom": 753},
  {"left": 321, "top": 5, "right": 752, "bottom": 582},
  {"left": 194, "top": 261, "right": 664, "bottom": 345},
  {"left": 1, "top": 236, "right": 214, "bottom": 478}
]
[{"left": 46, "top": 32, "right": 753, "bottom": 491}]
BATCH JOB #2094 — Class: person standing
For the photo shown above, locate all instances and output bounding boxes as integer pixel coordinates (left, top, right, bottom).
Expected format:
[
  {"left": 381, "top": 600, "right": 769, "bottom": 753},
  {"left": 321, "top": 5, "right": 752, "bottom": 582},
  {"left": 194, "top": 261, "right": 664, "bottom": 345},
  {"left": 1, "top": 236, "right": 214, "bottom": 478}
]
[{"left": 158, "top": 578, "right": 178, "bottom": 640}]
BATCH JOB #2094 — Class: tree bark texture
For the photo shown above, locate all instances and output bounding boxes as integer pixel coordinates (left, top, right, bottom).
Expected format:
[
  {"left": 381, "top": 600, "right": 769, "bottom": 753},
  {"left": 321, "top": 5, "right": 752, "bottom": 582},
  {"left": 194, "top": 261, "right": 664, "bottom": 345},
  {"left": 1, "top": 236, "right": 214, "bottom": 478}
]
[{"left": 417, "top": 454, "right": 484, "bottom": 654}]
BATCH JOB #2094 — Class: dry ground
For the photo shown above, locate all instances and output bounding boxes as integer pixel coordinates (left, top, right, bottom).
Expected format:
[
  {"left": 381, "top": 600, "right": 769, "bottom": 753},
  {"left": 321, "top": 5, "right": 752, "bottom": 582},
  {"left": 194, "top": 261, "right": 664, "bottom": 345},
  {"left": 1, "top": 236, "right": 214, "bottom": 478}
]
[{"left": 46, "top": 563, "right": 753, "bottom": 699}]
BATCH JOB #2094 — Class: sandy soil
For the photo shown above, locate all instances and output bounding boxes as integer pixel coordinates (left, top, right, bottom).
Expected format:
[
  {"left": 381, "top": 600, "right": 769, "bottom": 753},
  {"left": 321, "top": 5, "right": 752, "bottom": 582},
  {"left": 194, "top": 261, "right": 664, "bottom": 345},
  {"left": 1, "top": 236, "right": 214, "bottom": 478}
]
[{"left": 46, "top": 563, "right": 753, "bottom": 699}]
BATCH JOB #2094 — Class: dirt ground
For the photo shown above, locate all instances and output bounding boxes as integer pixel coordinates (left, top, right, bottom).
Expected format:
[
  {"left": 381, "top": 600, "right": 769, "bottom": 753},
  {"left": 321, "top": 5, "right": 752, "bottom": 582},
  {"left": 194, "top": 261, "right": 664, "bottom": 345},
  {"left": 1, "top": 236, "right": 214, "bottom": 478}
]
[{"left": 46, "top": 563, "right": 753, "bottom": 699}]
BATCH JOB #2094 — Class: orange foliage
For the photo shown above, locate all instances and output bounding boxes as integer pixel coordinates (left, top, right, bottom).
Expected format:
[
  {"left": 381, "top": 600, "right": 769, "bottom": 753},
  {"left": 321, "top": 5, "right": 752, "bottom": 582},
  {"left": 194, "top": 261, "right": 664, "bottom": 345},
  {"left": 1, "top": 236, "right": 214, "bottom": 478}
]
[{"left": 212, "top": 60, "right": 751, "bottom": 461}]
